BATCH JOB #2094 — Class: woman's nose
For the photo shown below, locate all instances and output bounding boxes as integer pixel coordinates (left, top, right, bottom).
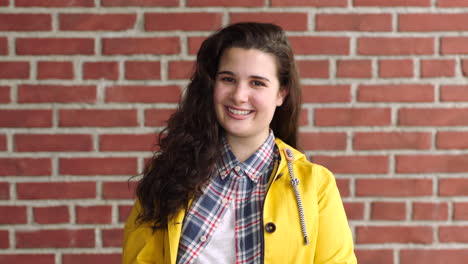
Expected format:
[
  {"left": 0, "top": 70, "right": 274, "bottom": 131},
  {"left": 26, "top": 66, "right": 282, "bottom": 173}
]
[{"left": 231, "top": 82, "right": 249, "bottom": 104}]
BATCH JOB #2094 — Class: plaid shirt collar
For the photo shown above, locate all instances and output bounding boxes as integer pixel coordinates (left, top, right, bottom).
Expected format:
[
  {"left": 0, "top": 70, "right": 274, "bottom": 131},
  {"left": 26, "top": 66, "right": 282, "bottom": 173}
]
[{"left": 215, "top": 130, "right": 276, "bottom": 183}]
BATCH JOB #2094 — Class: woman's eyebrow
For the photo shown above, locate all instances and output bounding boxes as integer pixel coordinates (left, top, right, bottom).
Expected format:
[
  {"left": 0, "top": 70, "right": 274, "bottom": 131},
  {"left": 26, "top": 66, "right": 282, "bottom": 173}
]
[{"left": 216, "top": 71, "right": 270, "bottom": 82}]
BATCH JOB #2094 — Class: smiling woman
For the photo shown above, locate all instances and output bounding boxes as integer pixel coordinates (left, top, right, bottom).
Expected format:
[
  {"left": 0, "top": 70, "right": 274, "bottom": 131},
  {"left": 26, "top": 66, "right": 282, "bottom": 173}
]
[{"left": 123, "top": 22, "right": 357, "bottom": 264}]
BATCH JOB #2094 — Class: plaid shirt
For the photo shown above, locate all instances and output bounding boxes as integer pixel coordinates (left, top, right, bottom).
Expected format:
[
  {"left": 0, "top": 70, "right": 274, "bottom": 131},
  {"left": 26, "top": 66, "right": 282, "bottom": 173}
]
[{"left": 177, "top": 131, "right": 279, "bottom": 264}]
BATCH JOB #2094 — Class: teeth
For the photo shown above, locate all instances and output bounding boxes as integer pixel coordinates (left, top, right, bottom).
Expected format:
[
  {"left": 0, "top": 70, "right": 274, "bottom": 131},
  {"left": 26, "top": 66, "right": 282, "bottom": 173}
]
[{"left": 228, "top": 107, "right": 251, "bottom": 115}]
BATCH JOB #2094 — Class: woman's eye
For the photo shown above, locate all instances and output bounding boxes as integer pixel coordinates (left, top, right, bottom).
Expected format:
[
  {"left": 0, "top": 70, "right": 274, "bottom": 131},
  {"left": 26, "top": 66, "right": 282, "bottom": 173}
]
[
  {"left": 221, "top": 77, "right": 234, "bottom": 82},
  {"left": 251, "top": 80, "right": 265, "bottom": 87}
]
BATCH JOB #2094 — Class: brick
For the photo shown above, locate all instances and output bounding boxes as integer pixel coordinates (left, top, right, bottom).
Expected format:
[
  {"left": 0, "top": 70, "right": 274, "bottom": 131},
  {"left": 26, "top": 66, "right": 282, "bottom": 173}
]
[
  {"left": 440, "top": 179, "right": 468, "bottom": 196},
  {"left": 441, "top": 37, "right": 468, "bottom": 54},
  {"left": 271, "top": 0, "right": 347, "bottom": 6},
  {"left": 371, "top": 202, "right": 406, "bottom": 220},
  {"left": 399, "top": 108, "right": 468, "bottom": 126},
  {"left": 119, "top": 205, "right": 133, "bottom": 223},
  {"left": 0, "top": 0, "right": 7, "bottom": 6},
  {"left": 441, "top": 85, "right": 468, "bottom": 101},
  {"left": 0, "top": 230, "right": 7, "bottom": 248},
  {"left": 312, "top": 155, "right": 388, "bottom": 174},
  {"left": 101, "top": 0, "right": 178, "bottom": 6},
  {"left": 59, "top": 109, "right": 138, "bottom": 127},
  {"left": 299, "top": 109, "right": 308, "bottom": 126},
  {"left": 0, "top": 158, "right": 51, "bottom": 176},
  {"left": 16, "top": 229, "right": 94, "bottom": 248},
  {"left": 354, "top": 0, "right": 430, "bottom": 6},
  {"left": 100, "top": 134, "right": 156, "bottom": 152},
  {"left": 145, "top": 109, "right": 177, "bottom": 127},
  {"left": 0, "top": 37, "right": 7, "bottom": 55},
  {"left": 106, "top": 86, "right": 181, "bottom": 103},
  {"left": 299, "top": 132, "right": 346, "bottom": 150},
  {"left": 344, "top": 202, "right": 365, "bottom": 220},
  {"left": 37, "top": 61, "right": 74, "bottom": 80},
  {"left": 16, "top": 0, "right": 94, "bottom": 7},
  {"left": 168, "top": 60, "right": 194, "bottom": 80},
  {"left": 397, "top": 155, "right": 468, "bottom": 173},
  {"left": 102, "top": 37, "right": 179, "bottom": 55},
  {"left": 0, "top": 110, "right": 52, "bottom": 127},
  {"left": 358, "top": 84, "right": 434, "bottom": 102},
  {"left": 0, "top": 182, "right": 8, "bottom": 199},
  {"left": 297, "top": 60, "right": 329, "bottom": 78},
  {"left": 289, "top": 36, "right": 349, "bottom": 55},
  {"left": 379, "top": 59, "right": 413, "bottom": 78},
  {"left": 0, "top": 206, "right": 27, "bottom": 224},
  {"left": 400, "top": 14, "right": 468, "bottom": 32},
  {"left": 0, "top": 134, "right": 5, "bottom": 150},
  {"left": 354, "top": 132, "right": 431, "bottom": 150},
  {"left": 34, "top": 206, "right": 70, "bottom": 224},
  {"left": 356, "top": 226, "right": 432, "bottom": 244},
  {"left": 125, "top": 61, "right": 161, "bottom": 80},
  {"left": 103, "top": 181, "right": 137, "bottom": 199},
  {"left": 0, "top": 86, "right": 10, "bottom": 103},
  {"left": 336, "top": 60, "right": 372, "bottom": 78},
  {"left": 454, "top": 202, "right": 468, "bottom": 220},
  {"left": 336, "top": 178, "right": 350, "bottom": 197},
  {"left": 102, "top": 229, "right": 123, "bottom": 247},
  {"left": 63, "top": 254, "right": 121, "bottom": 264},
  {"left": 17, "top": 182, "right": 96, "bottom": 200},
  {"left": 358, "top": 37, "right": 434, "bottom": 55},
  {"left": 15, "top": 134, "right": 93, "bottom": 152},
  {"left": 440, "top": 226, "right": 468, "bottom": 242},
  {"left": 462, "top": 60, "right": 468, "bottom": 77},
  {"left": 60, "top": 14, "right": 136, "bottom": 31},
  {"left": 0, "top": 14, "right": 51, "bottom": 31},
  {"left": 302, "top": 85, "right": 350, "bottom": 103},
  {"left": 145, "top": 12, "right": 222, "bottom": 31},
  {"left": 76, "top": 205, "right": 112, "bottom": 224},
  {"left": 60, "top": 158, "right": 138, "bottom": 176},
  {"left": 355, "top": 249, "right": 394, "bottom": 264},
  {"left": 83, "top": 62, "right": 118, "bottom": 80},
  {"left": 188, "top": 36, "right": 205, "bottom": 55},
  {"left": 438, "top": 0, "right": 468, "bottom": 7},
  {"left": 316, "top": 14, "right": 392, "bottom": 31},
  {"left": 0, "top": 61, "right": 29, "bottom": 79},
  {"left": 0, "top": 255, "right": 55, "bottom": 264},
  {"left": 421, "top": 59, "right": 455, "bottom": 77},
  {"left": 401, "top": 250, "right": 468, "bottom": 264},
  {"left": 187, "top": 0, "right": 263, "bottom": 6},
  {"left": 18, "top": 84, "right": 96, "bottom": 103},
  {"left": 437, "top": 131, "right": 468, "bottom": 149},
  {"left": 315, "top": 108, "right": 391, "bottom": 126},
  {"left": 413, "top": 202, "right": 448, "bottom": 221},
  {"left": 230, "top": 13, "right": 308, "bottom": 31},
  {"left": 356, "top": 179, "right": 433, "bottom": 197},
  {"left": 16, "top": 38, "right": 94, "bottom": 55}
]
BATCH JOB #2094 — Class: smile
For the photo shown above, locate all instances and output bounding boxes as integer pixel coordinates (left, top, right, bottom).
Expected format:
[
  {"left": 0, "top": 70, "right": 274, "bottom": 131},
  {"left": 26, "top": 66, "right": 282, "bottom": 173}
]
[{"left": 226, "top": 106, "right": 252, "bottom": 115}]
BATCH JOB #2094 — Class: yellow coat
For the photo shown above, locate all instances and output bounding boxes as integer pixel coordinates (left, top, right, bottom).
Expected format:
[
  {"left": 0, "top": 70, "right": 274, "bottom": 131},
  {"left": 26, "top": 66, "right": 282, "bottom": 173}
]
[{"left": 123, "top": 138, "right": 357, "bottom": 264}]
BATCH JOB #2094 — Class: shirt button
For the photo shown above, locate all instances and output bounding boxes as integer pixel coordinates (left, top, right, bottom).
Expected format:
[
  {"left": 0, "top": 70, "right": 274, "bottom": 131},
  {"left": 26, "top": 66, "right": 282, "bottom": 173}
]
[
  {"left": 200, "top": 235, "right": 207, "bottom": 242},
  {"left": 222, "top": 198, "right": 229, "bottom": 204},
  {"left": 265, "top": 222, "right": 276, "bottom": 233},
  {"left": 234, "top": 166, "right": 241, "bottom": 172}
]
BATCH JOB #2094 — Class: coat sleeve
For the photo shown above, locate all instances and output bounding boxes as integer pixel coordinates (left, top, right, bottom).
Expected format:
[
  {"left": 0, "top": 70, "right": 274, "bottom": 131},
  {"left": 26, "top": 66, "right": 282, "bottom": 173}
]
[
  {"left": 122, "top": 201, "right": 164, "bottom": 264},
  {"left": 313, "top": 165, "right": 357, "bottom": 264}
]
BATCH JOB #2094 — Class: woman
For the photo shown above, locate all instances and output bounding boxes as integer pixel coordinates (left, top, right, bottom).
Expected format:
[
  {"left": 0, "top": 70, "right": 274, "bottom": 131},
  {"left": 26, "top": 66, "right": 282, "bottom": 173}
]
[{"left": 123, "top": 22, "right": 357, "bottom": 264}]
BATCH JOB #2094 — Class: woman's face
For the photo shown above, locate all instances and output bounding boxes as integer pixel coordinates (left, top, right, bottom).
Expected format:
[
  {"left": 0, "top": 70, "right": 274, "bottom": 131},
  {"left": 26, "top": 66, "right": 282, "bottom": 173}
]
[{"left": 213, "top": 47, "right": 287, "bottom": 144}]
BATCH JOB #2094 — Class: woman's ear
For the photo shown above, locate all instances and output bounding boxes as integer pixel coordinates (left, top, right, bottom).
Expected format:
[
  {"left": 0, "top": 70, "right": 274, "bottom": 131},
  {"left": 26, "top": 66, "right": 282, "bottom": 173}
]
[{"left": 276, "top": 87, "right": 288, "bottom": 106}]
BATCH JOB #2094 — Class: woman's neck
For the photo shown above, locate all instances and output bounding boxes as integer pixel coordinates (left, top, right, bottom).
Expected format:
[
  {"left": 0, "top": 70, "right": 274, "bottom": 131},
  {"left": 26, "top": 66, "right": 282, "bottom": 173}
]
[{"left": 226, "top": 131, "right": 269, "bottom": 163}]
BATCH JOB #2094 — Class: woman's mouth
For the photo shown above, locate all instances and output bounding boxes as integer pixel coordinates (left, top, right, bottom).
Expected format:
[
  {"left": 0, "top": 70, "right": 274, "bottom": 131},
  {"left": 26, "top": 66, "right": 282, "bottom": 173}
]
[{"left": 227, "top": 107, "right": 252, "bottom": 115}]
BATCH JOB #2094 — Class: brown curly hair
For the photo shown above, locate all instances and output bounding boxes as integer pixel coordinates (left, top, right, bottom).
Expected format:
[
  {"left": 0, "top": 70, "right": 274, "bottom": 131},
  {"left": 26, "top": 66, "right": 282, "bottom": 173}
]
[{"left": 136, "top": 22, "right": 302, "bottom": 229}]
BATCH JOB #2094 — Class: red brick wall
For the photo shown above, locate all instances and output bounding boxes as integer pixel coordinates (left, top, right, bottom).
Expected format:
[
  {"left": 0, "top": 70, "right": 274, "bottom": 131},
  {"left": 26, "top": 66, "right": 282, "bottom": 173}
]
[{"left": 1, "top": 0, "right": 467, "bottom": 263}]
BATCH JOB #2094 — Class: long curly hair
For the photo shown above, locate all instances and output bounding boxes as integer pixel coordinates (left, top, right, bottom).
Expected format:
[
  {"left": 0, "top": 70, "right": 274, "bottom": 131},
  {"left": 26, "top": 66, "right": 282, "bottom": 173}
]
[{"left": 136, "top": 22, "right": 302, "bottom": 229}]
